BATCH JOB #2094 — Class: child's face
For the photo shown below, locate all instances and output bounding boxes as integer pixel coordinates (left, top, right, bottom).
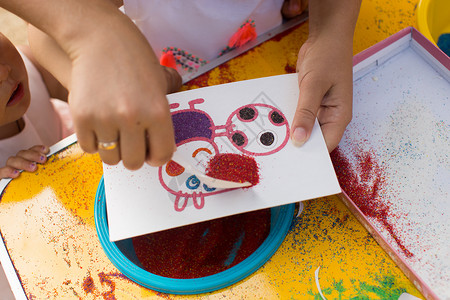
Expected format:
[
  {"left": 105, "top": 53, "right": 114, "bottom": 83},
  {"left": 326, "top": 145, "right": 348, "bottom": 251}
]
[{"left": 0, "top": 33, "right": 30, "bottom": 127}]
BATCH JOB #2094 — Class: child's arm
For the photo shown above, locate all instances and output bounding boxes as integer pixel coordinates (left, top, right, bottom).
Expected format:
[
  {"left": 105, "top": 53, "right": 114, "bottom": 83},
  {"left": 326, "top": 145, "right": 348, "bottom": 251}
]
[
  {"left": 0, "top": 145, "right": 49, "bottom": 179},
  {"left": 18, "top": 42, "right": 69, "bottom": 102},
  {"left": 291, "top": 0, "right": 361, "bottom": 152},
  {"left": 27, "top": 24, "right": 181, "bottom": 96},
  {"left": 25, "top": 24, "right": 71, "bottom": 101}
]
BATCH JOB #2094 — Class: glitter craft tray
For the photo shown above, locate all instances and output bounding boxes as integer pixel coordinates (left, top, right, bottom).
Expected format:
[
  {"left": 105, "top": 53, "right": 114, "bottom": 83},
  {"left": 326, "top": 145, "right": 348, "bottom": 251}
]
[
  {"left": 332, "top": 27, "right": 450, "bottom": 300},
  {"left": 95, "top": 177, "right": 296, "bottom": 294}
]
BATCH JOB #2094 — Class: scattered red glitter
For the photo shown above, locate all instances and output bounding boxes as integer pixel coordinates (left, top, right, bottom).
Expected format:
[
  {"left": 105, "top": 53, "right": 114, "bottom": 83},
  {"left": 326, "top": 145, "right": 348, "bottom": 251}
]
[
  {"left": 270, "top": 24, "right": 303, "bottom": 42},
  {"left": 331, "top": 147, "right": 413, "bottom": 258},
  {"left": 132, "top": 209, "right": 271, "bottom": 279},
  {"left": 82, "top": 273, "right": 122, "bottom": 299},
  {"left": 98, "top": 272, "right": 116, "bottom": 300},
  {"left": 82, "top": 276, "right": 95, "bottom": 294},
  {"left": 284, "top": 63, "right": 296, "bottom": 73},
  {"left": 185, "top": 71, "right": 211, "bottom": 88},
  {"left": 205, "top": 153, "right": 260, "bottom": 186}
]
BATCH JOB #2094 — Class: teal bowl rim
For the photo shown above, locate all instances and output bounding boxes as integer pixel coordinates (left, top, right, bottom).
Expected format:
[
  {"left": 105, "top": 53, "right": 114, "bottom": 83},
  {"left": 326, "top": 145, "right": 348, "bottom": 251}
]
[{"left": 94, "top": 176, "right": 294, "bottom": 295}]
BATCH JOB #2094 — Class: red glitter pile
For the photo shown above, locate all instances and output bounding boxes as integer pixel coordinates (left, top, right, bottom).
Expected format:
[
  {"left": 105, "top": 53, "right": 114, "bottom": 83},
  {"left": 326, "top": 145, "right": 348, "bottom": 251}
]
[
  {"left": 331, "top": 147, "right": 413, "bottom": 257},
  {"left": 205, "top": 153, "right": 260, "bottom": 186},
  {"left": 132, "top": 209, "right": 271, "bottom": 279}
]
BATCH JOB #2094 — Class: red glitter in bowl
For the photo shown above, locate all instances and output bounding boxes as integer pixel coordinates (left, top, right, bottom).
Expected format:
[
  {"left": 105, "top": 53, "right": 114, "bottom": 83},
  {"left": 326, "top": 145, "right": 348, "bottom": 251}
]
[{"left": 132, "top": 209, "right": 271, "bottom": 279}]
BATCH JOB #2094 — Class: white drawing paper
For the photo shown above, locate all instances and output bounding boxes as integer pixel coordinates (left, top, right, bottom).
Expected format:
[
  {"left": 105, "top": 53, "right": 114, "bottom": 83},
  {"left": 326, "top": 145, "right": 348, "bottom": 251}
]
[{"left": 103, "top": 74, "right": 341, "bottom": 241}]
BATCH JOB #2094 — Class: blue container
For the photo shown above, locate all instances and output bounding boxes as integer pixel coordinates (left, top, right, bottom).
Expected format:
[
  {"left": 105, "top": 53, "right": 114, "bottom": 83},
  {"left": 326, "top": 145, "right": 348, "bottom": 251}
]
[{"left": 95, "top": 177, "right": 295, "bottom": 294}]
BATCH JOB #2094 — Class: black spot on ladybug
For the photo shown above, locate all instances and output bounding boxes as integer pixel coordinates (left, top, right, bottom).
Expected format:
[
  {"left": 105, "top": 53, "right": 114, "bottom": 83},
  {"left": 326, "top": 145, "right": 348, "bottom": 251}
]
[
  {"left": 232, "top": 132, "right": 245, "bottom": 146},
  {"left": 239, "top": 107, "right": 256, "bottom": 120},
  {"left": 260, "top": 132, "right": 275, "bottom": 146},
  {"left": 270, "top": 111, "right": 284, "bottom": 124}
]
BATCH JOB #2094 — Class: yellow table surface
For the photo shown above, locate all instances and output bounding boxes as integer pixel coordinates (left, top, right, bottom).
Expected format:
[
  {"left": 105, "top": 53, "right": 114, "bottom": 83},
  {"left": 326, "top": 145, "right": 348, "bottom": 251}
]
[{"left": 0, "top": 1, "right": 425, "bottom": 299}]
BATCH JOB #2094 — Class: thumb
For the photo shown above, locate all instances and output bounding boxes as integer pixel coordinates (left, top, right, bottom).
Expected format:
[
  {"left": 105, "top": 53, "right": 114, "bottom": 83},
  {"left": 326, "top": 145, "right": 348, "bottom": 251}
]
[{"left": 291, "top": 76, "right": 327, "bottom": 147}]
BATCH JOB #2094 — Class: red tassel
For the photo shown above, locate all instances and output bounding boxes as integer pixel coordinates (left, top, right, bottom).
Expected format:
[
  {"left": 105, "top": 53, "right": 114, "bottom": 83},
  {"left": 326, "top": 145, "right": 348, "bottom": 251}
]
[
  {"left": 228, "top": 22, "right": 257, "bottom": 48},
  {"left": 160, "top": 51, "right": 177, "bottom": 69}
]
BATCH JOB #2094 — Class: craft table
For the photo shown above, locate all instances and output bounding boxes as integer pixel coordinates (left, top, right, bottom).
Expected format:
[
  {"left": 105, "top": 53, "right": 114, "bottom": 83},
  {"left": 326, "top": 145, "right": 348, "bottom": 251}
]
[{"left": 0, "top": 0, "right": 426, "bottom": 299}]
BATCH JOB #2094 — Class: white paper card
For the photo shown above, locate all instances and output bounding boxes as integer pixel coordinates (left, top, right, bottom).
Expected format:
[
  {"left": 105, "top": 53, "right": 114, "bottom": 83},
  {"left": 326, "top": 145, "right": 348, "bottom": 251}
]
[{"left": 103, "top": 74, "right": 340, "bottom": 241}]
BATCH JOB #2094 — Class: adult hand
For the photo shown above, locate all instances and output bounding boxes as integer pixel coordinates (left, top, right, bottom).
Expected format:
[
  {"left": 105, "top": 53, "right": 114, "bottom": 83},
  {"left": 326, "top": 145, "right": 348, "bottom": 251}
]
[
  {"left": 3, "top": 0, "right": 179, "bottom": 171},
  {"left": 64, "top": 9, "right": 177, "bottom": 170},
  {"left": 0, "top": 145, "right": 49, "bottom": 179}
]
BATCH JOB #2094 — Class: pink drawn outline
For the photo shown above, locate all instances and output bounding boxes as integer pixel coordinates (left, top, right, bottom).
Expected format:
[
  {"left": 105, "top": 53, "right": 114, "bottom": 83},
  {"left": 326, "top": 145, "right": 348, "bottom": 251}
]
[
  {"left": 159, "top": 100, "right": 290, "bottom": 212},
  {"left": 225, "top": 104, "right": 290, "bottom": 156},
  {"left": 236, "top": 105, "right": 259, "bottom": 122},
  {"left": 158, "top": 137, "right": 227, "bottom": 212}
]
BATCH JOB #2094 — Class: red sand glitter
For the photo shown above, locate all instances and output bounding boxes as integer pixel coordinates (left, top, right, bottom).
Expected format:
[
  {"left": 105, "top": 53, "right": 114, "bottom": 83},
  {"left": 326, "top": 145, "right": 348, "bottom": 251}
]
[
  {"left": 82, "top": 275, "right": 95, "bottom": 294},
  {"left": 165, "top": 160, "right": 185, "bottom": 177},
  {"left": 205, "top": 153, "right": 260, "bottom": 186},
  {"left": 132, "top": 209, "right": 271, "bottom": 279},
  {"left": 82, "top": 272, "right": 125, "bottom": 299},
  {"left": 331, "top": 147, "right": 413, "bottom": 258}
]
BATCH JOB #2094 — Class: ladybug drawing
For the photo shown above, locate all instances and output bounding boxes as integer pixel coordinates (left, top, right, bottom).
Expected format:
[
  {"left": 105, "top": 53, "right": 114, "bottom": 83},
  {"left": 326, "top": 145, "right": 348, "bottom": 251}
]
[{"left": 158, "top": 97, "right": 290, "bottom": 212}]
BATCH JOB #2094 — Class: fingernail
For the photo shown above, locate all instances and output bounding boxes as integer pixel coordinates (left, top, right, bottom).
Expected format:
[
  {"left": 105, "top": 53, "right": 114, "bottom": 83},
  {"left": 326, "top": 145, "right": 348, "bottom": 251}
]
[
  {"left": 292, "top": 127, "right": 307, "bottom": 147},
  {"left": 30, "top": 162, "right": 36, "bottom": 170},
  {"left": 40, "top": 156, "right": 46, "bottom": 162}
]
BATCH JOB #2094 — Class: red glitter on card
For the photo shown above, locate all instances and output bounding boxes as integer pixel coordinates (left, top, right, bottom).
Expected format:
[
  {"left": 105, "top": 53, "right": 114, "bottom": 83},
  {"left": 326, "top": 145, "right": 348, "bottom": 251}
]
[
  {"left": 165, "top": 160, "right": 185, "bottom": 177},
  {"left": 132, "top": 209, "right": 271, "bottom": 279},
  {"left": 331, "top": 147, "right": 413, "bottom": 258},
  {"left": 205, "top": 153, "right": 259, "bottom": 186}
]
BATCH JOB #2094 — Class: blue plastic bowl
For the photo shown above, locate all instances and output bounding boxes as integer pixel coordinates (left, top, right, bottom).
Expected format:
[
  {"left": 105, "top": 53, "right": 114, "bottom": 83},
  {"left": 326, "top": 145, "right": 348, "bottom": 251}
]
[{"left": 95, "top": 176, "right": 295, "bottom": 294}]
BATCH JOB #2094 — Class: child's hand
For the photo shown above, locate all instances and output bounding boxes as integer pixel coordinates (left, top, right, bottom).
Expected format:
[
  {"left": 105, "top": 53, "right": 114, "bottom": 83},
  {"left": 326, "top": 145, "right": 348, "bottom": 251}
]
[
  {"left": 0, "top": 145, "right": 49, "bottom": 179},
  {"left": 290, "top": 0, "right": 361, "bottom": 152},
  {"left": 291, "top": 33, "right": 353, "bottom": 152}
]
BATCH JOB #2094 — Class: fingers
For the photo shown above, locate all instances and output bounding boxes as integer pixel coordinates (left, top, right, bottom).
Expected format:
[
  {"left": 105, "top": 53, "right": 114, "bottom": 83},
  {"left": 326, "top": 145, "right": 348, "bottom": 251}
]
[
  {"left": 291, "top": 74, "right": 328, "bottom": 147},
  {"left": 320, "top": 122, "right": 347, "bottom": 152},
  {"left": 145, "top": 103, "right": 176, "bottom": 167},
  {"left": 281, "top": 0, "right": 308, "bottom": 19},
  {"left": 96, "top": 130, "right": 121, "bottom": 166},
  {"left": 120, "top": 129, "right": 145, "bottom": 170},
  {"left": 317, "top": 91, "right": 352, "bottom": 152},
  {"left": 0, "top": 166, "right": 22, "bottom": 179},
  {"left": 163, "top": 66, "right": 182, "bottom": 94},
  {"left": 75, "top": 102, "right": 175, "bottom": 170},
  {"left": 1, "top": 145, "right": 49, "bottom": 179}
]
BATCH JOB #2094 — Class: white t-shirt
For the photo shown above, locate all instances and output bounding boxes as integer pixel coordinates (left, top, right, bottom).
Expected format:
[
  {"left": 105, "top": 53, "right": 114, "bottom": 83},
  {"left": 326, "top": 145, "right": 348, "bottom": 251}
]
[
  {"left": 124, "top": 0, "right": 283, "bottom": 63},
  {"left": 0, "top": 51, "right": 74, "bottom": 167}
]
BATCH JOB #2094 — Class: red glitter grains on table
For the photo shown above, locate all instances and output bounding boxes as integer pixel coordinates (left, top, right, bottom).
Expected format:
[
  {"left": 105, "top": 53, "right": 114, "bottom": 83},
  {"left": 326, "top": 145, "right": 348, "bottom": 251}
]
[
  {"left": 132, "top": 209, "right": 271, "bottom": 278},
  {"left": 330, "top": 147, "right": 413, "bottom": 258},
  {"left": 205, "top": 153, "right": 260, "bottom": 186}
]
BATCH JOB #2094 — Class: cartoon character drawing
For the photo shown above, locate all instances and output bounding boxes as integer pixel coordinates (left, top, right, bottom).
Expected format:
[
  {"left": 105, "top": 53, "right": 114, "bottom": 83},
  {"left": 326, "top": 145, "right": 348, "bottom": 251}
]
[{"left": 158, "top": 97, "right": 290, "bottom": 212}]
